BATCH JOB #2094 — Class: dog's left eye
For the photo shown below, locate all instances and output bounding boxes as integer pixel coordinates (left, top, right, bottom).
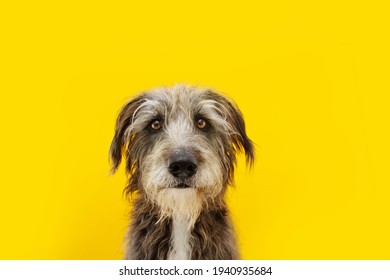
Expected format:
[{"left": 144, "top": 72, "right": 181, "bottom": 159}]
[
  {"left": 196, "top": 118, "right": 208, "bottom": 129},
  {"left": 150, "top": 119, "right": 162, "bottom": 130}
]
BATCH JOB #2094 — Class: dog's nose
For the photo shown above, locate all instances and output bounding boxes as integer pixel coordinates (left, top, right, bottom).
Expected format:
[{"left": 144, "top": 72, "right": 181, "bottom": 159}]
[{"left": 169, "top": 153, "right": 197, "bottom": 178}]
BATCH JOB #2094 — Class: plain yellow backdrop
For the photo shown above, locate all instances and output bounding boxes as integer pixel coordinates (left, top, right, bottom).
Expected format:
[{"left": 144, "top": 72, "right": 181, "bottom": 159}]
[{"left": 1, "top": 0, "right": 389, "bottom": 259}]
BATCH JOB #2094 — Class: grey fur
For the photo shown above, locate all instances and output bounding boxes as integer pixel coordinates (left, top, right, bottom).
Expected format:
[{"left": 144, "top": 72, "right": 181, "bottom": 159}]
[{"left": 110, "top": 85, "right": 254, "bottom": 260}]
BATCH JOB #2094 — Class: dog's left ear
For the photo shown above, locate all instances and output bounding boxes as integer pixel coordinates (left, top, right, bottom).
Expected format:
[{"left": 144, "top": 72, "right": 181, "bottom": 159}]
[
  {"left": 109, "top": 95, "right": 145, "bottom": 174},
  {"left": 207, "top": 91, "right": 255, "bottom": 167}
]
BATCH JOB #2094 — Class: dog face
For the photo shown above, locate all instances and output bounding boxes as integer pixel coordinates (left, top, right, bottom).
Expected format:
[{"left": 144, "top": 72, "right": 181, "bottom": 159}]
[{"left": 110, "top": 85, "right": 254, "bottom": 220}]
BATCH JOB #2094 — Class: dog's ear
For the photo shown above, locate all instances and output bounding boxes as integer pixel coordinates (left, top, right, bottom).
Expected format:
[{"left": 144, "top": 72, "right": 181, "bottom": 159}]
[
  {"left": 224, "top": 98, "right": 255, "bottom": 168},
  {"left": 207, "top": 91, "right": 255, "bottom": 168},
  {"left": 109, "top": 95, "right": 145, "bottom": 174}
]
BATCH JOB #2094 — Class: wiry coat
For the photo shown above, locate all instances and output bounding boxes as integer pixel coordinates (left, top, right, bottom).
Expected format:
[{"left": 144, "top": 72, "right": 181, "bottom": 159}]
[{"left": 109, "top": 85, "right": 254, "bottom": 260}]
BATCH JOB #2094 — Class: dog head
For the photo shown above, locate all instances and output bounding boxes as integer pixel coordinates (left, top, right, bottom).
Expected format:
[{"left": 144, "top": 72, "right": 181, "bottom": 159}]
[{"left": 109, "top": 85, "right": 254, "bottom": 219}]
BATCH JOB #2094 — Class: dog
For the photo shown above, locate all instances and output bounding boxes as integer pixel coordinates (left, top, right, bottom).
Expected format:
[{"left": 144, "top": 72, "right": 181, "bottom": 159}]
[{"left": 109, "top": 84, "right": 254, "bottom": 259}]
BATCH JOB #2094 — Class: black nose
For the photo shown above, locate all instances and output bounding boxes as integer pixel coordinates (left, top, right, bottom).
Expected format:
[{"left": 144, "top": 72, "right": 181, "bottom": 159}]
[{"left": 169, "top": 153, "right": 197, "bottom": 178}]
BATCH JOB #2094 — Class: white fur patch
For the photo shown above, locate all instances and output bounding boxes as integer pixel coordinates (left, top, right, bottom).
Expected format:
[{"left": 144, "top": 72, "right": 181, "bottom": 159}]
[
  {"left": 168, "top": 214, "right": 192, "bottom": 260},
  {"left": 156, "top": 188, "right": 202, "bottom": 226},
  {"left": 163, "top": 189, "right": 199, "bottom": 260}
]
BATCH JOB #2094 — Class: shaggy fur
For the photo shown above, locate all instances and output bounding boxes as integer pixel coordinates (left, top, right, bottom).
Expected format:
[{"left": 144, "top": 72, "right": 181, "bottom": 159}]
[{"left": 109, "top": 84, "right": 254, "bottom": 260}]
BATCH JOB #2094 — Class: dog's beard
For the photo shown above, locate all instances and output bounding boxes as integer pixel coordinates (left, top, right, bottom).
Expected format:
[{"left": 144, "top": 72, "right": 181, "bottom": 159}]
[
  {"left": 141, "top": 157, "right": 224, "bottom": 227},
  {"left": 155, "top": 188, "right": 202, "bottom": 227},
  {"left": 141, "top": 177, "right": 223, "bottom": 228}
]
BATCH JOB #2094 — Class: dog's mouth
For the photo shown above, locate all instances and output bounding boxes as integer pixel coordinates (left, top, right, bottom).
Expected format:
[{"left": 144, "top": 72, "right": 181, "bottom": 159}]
[{"left": 174, "top": 183, "right": 192, "bottom": 189}]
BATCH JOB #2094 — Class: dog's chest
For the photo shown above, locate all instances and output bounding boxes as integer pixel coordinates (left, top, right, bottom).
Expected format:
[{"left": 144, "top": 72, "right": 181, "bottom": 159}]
[{"left": 167, "top": 216, "right": 192, "bottom": 260}]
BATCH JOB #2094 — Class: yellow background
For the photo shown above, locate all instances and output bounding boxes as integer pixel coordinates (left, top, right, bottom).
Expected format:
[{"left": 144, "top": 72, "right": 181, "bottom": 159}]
[{"left": 1, "top": 0, "right": 389, "bottom": 259}]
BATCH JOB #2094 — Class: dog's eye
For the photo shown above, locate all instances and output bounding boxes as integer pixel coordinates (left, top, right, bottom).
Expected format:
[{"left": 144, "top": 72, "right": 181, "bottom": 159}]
[
  {"left": 150, "top": 119, "right": 162, "bottom": 130},
  {"left": 196, "top": 118, "right": 207, "bottom": 129}
]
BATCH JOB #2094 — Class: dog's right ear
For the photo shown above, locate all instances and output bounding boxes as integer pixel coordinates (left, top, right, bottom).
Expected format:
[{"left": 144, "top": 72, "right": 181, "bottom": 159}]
[{"left": 109, "top": 95, "right": 145, "bottom": 174}]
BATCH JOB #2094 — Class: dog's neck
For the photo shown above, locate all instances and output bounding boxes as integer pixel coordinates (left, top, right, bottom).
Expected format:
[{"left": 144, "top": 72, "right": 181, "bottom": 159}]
[
  {"left": 126, "top": 192, "right": 238, "bottom": 260},
  {"left": 165, "top": 191, "right": 226, "bottom": 260},
  {"left": 167, "top": 214, "right": 192, "bottom": 260},
  {"left": 163, "top": 189, "right": 201, "bottom": 260}
]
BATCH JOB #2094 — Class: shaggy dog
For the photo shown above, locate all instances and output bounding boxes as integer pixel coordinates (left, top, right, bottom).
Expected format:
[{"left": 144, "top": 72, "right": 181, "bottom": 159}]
[{"left": 109, "top": 84, "right": 254, "bottom": 259}]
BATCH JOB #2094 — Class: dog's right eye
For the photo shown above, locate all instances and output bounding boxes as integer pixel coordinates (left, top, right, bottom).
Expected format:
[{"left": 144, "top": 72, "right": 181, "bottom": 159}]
[{"left": 150, "top": 119, "right": 162, "bottom": 130}]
